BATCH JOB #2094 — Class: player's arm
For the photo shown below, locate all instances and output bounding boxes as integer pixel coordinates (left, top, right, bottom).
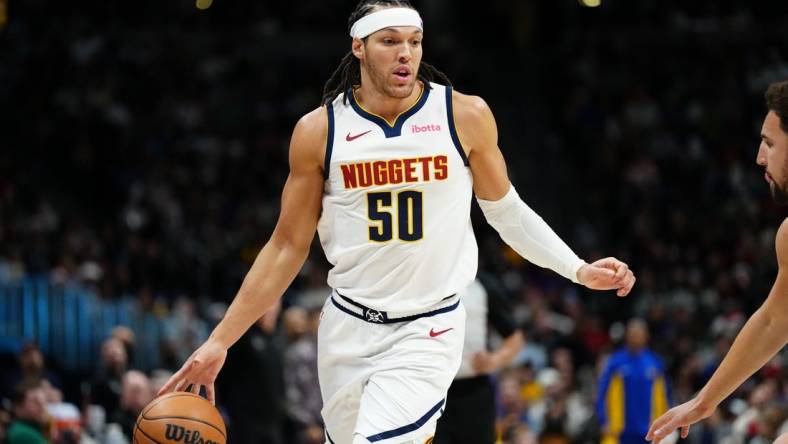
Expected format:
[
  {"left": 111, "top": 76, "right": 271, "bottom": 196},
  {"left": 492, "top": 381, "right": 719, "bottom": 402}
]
[
  {"left": 158, "top": 107, "right": 327, "bottom": 403},
  {"left": 471, "top": 329, "right": 524, "bottom": 374},
  {"left": 208, "top": 108, "right": 326, "bottom": 349},
  {"left": 471, "top": 274, "right": 525, "bottom": 373},
  {"left": 452, "top": 91, "right": 634, "bottom": 294},
  {"left": 647, "top": 219, "right": 788, "bottom": 443}
]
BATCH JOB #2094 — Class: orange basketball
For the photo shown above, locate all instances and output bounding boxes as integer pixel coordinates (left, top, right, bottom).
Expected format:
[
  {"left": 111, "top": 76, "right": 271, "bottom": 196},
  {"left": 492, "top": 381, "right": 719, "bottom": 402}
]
[{"left": 134, "top": 392, "right": 226, "bottom": 444}]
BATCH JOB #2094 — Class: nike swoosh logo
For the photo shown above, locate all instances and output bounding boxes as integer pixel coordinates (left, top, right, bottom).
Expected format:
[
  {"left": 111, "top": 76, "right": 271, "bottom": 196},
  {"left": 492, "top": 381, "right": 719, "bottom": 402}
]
[
  {"left": 429, "top": 327, "right": 454, "bottom": 338},
  {"left": 346, "top": 130, "right": 372, "bottom": 142}
]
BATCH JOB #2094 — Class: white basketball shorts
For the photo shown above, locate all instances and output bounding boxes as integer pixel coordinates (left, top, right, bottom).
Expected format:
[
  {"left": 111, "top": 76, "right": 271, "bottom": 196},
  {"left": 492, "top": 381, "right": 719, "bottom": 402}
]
[{"left": 318, "top": 290, "right": 466, "bottom": 444}]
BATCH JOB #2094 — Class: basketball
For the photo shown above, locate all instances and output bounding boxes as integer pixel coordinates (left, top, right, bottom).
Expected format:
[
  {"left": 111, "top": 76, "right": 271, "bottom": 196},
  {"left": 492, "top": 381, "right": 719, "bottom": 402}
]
[{"left": 133, "top": 392, "right": 226, "bottom": 444}]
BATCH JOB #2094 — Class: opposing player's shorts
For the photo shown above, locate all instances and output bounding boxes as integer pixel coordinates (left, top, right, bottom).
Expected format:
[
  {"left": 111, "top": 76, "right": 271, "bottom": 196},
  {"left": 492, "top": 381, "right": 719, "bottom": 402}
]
[{"left": 318, "top": 290, "right": 466, "bottom": 444}]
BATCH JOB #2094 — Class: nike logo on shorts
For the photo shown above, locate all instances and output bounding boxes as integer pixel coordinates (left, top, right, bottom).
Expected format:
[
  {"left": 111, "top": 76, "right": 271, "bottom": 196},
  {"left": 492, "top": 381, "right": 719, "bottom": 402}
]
[
  {"left": 429, "top": 327, "right": 453, "bottom": 337},
  {"left": 346, "top": 130, "right": 372, "bottom": 141}
]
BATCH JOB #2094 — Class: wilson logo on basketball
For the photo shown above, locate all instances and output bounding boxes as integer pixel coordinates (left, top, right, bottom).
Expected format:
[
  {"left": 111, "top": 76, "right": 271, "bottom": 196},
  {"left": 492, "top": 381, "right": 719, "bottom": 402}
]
[{"left": 165, "top": 424, "right": 219, "bottom": 444}]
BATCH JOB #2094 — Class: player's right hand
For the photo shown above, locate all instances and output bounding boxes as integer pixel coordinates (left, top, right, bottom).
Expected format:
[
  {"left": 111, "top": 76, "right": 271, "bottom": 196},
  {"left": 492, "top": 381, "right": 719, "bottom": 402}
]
[
  {"left": 577, "top": 257, "right": 636, "bottom": 297},
  {"left": 646, "top": 397, "right": 714, "bottom": 443},
  {"left": 157, "top": 338, "right": 228, "bottom": 405}
]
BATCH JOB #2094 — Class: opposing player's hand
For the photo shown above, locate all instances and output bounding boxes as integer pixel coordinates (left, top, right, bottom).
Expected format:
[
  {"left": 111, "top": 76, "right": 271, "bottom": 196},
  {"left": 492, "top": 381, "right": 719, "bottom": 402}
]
[
  {"left": 157, "top": 338, "right": 228, "bottom": 405},
  {"left": 646, "top": 397, "right": 714, "bottom": 443},
  {"left": 577, "top": 257, "right": 635, "bottom": 296}
]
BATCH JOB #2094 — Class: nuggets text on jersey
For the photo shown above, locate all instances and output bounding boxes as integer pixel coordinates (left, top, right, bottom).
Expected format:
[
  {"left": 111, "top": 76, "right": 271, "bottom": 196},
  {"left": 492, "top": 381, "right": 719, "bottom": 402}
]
[{"left": 340, "top": 155, "right": 448, "bottom": 189}]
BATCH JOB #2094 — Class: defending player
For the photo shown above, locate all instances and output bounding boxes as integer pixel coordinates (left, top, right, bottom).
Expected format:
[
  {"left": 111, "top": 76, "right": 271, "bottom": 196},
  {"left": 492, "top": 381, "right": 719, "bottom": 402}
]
[
  {"left": 647, "top": 80, "right": 788, "bottom": 444},
  {"left": 159, "top": 1, "right": 636, "bottom": 443}
]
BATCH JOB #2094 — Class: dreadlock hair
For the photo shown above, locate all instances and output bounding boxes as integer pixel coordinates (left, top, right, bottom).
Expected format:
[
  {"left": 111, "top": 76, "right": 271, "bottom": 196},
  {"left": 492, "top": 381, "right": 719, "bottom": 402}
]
[{"left": 321, "top": 0, "right": 452, "bottom": 105}]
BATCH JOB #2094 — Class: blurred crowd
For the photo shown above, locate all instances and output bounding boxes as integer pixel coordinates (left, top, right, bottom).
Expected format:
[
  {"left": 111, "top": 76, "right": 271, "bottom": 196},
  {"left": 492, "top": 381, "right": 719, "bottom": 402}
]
[
  {"left": 0, "top": 302, "right": 324, "bottom": 444},
  {"left": 2, "top": 0, "right": 788, "bottom": 443}
]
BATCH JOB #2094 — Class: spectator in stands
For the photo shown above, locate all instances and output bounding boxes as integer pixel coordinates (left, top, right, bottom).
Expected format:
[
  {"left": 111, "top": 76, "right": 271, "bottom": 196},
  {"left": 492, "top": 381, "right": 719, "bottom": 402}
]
[
  {"left": 41, "top": 378, "right": 81, "bottom": 444},
  {"left": 219, "top": 302, "right": 285, "bottom": 444},
  {"left": 89, "top": 338, "right": 128, "bottom": 420},
  {"left": 597, "top": 320, "right": 671, "bottom": 444},
  {"left": 283, "top": 306, "right": 323, "bottom": 444},
  {"left": 0, "top": 407, "right": 10, "bottom": 442},
  {"left": 498, "top": 369, "right": 534, "bottom": 444},
  {"left": 1, "top": 343, "right": 60, "bottom": 400},
  {"left": 538, "top": 349, "right": 595, "bottom": 441},
  {"left": 7, "top": 380, "right": 51, "bottom": 444},
  {"left": 110, "top": 326, "right": 136, "bottom": 367},
  {"left": 111, "top": 370, "right": 153, "bottom": 439}
]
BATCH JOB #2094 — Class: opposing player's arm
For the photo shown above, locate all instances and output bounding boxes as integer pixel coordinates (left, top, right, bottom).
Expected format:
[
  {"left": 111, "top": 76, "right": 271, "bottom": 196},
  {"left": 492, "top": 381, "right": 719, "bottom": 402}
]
[
  {"left": 158, "top": 106, "right": 327, "bottom": 402},
  {"left": 647, "top": 219, "right": 788, "bottom": 442},
  {"left": 696, "top": 219, "right": 788, "bottom": 404},
  {"left": 452, "top": 91, "right": 634, "bottom": 294}
]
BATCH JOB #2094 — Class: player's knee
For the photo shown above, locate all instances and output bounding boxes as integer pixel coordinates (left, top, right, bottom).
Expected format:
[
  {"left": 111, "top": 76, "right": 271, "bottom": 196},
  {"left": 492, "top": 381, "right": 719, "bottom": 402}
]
[{"left": 774, "top": 433, "right": 788, "bottom": 444}]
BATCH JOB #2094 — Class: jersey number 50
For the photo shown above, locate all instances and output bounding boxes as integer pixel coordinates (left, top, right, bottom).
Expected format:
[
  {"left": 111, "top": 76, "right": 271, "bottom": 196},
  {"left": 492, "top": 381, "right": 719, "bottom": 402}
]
[{"left": 367, "top": 191, "right": 423, "bottom": 242}]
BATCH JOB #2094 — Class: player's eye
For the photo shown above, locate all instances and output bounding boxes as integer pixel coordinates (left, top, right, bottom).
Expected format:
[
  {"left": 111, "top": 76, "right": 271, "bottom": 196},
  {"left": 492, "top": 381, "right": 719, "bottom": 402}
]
[
  {"left": 383, "top": 38, "right": 395, "bottom": 45},
  {"left": 412, "top": 40, "right": 421, "bottom": 46}
]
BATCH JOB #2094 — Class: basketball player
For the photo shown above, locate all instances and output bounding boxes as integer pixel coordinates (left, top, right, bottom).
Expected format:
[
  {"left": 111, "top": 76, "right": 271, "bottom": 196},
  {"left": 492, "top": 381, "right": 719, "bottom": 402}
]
[
  {"left": 159, "top": 1, "right": 636, "bottom": 443},
  {"left": 646, "top": 80, "right": 788, "bottom": 444}
]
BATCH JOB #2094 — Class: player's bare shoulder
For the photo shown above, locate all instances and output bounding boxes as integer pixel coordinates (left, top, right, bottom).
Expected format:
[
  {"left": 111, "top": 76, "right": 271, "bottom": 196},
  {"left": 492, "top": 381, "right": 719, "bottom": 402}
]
[
  {"left": 451, "top": 90, "right": 491, "bottom": 118},
  {"left": 775, "top": 218, "right": 788, "bottom": 267},
  {"left": 765, "top": 219, "right": 788, "bottom": 309},
  {"left": 451, "top": 89, "right": 498, "bottom": 156},
  {"left": 289, "top": 106, "right": 329, "bottom": 172}
]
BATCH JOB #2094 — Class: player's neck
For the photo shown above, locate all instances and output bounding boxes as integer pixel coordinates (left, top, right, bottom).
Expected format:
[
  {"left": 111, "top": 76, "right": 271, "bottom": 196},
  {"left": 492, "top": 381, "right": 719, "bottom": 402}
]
[{"left": 354, "top": 81, "right": 423, "bottom": 124}]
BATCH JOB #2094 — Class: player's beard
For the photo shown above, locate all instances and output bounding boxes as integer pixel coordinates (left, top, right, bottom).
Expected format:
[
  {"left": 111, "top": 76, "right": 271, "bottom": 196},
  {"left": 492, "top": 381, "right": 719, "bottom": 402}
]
[
  {"left": 770, "top": 163, "right": 788, "bottom": 205},
  {"left": 363, "top": 57, "right": 417, "bottom": 99},
  {"left": 771, "top": 181, "right": 788, "bottom": 204}
]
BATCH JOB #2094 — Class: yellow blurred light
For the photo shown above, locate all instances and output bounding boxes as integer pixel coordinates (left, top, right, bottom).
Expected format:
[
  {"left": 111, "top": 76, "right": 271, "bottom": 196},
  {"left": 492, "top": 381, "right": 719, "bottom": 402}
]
[
  {"left": 196, "top": 0, "right": 213, "bottom": 10},
  {"left": 579, "top": 0, "right": 601, "bottom": 7},
  {"left": 0, "top": 0, "right": 7, "bottom": 29}
]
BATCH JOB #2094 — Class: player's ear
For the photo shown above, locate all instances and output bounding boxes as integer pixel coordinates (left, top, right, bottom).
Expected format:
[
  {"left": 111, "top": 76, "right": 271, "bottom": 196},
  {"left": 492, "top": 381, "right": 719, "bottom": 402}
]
[{"left": 352, "top": 38, "right": 364, "bottom": 60}]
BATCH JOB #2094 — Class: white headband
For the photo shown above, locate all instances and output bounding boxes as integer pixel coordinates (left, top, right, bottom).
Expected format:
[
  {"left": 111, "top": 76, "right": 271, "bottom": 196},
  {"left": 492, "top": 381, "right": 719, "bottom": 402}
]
[{"left": 349, "top": 8, "right": 423, "bottom": 39}]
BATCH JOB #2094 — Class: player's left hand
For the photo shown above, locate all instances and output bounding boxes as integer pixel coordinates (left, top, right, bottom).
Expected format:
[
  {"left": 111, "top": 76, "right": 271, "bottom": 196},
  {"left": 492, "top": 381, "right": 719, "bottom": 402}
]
[
  {"left": 577, "top": 257, "right": 635, "bottom": 297},
  {"left": 646, "top": 397, "right": 714, "bottom": 443}
]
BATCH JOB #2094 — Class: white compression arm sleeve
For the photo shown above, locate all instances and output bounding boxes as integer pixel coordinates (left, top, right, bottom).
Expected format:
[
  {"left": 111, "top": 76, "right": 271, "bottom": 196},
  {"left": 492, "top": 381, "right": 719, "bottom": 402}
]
[{"left": 477, "top": 185, "right": 586, "bottom": 283}]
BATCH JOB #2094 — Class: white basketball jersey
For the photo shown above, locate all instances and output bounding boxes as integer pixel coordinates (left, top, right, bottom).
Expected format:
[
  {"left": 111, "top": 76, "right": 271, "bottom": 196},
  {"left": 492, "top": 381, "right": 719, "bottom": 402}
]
[{"left": 317, "top": 82, "right": 477, "bottom": 312}]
